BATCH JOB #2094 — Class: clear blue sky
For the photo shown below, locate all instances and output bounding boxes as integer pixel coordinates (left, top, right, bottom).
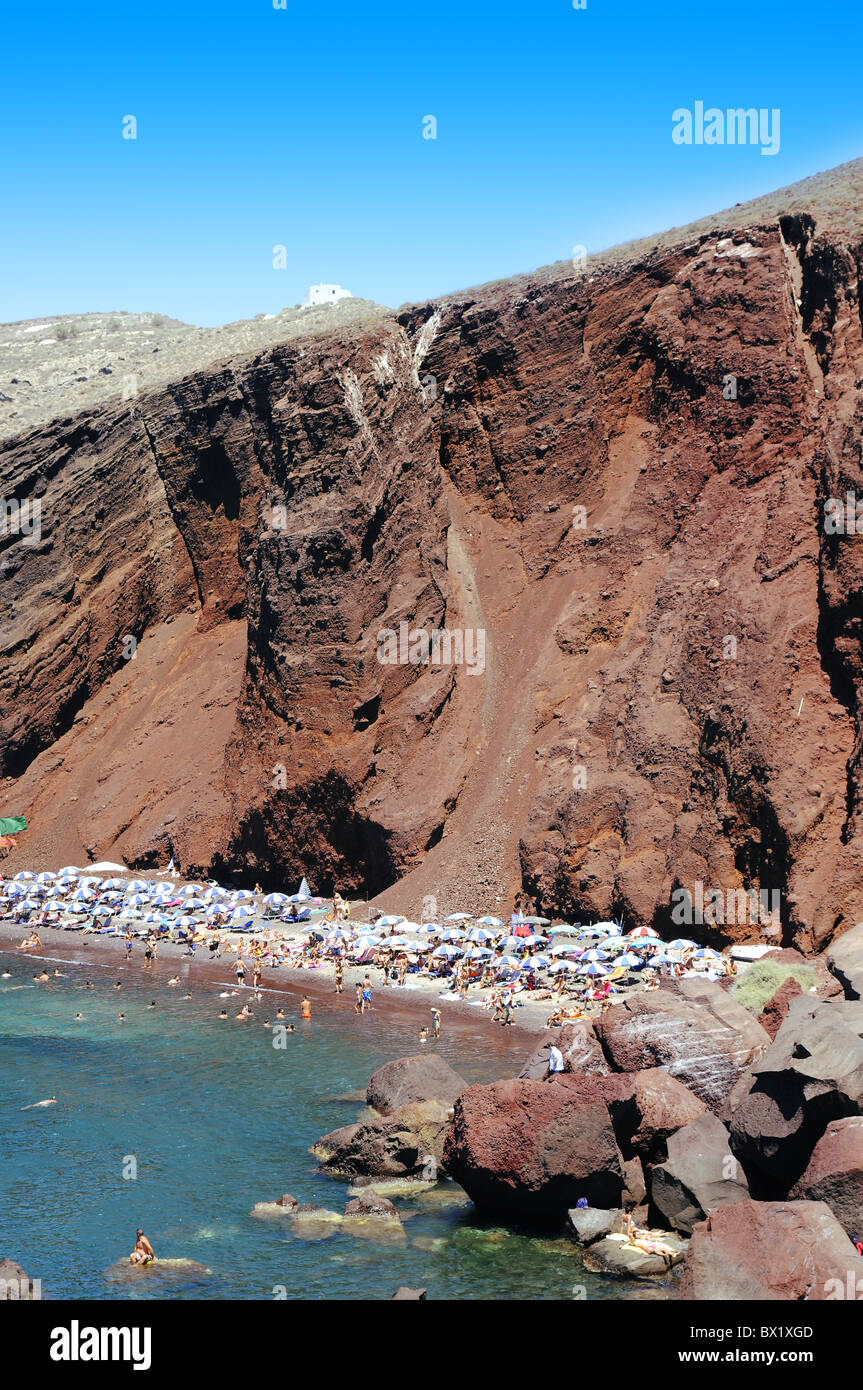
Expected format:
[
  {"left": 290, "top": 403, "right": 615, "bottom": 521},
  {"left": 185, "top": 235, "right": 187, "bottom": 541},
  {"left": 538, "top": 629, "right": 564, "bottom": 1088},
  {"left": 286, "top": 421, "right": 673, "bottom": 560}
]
[{"left": 1, "top": 0, "right": 861, "bottom": 325}]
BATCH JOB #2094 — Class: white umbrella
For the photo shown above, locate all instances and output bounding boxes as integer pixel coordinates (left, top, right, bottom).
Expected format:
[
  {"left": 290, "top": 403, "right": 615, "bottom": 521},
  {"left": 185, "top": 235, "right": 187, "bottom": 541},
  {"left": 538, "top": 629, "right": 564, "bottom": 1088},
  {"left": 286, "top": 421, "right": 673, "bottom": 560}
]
[{"left": 432, "top": 943, "right": 463, "bottom": 958}]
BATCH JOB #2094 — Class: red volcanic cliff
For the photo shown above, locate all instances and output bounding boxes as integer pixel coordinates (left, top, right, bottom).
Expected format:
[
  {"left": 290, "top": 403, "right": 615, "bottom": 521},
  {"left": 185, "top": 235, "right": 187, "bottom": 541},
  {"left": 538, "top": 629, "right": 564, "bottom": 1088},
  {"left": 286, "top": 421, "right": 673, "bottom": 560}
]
[{"left": 4, "top": 163, "right": 863, "bottom": 952}]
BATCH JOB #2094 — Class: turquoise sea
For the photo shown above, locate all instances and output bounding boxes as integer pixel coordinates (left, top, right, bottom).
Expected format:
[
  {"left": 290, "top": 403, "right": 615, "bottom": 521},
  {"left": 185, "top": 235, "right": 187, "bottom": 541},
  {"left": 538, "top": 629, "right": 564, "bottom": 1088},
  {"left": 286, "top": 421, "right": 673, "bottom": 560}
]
[{"left": 0, "top": 949, "right": 660, "bottom": 1301}]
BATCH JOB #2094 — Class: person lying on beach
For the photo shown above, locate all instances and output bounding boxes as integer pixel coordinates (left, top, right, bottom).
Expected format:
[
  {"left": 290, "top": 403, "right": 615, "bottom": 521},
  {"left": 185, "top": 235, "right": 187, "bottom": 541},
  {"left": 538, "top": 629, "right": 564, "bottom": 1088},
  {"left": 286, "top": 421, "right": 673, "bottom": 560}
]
[{"left": 129, "top": 1229, "right": 155, "bottom": 1265}]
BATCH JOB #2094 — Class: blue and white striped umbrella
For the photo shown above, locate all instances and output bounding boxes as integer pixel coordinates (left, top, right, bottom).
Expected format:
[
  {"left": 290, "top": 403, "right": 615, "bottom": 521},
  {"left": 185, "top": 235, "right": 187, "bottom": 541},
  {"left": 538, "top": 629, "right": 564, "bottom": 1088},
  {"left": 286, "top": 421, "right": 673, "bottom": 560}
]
[
  {"left": 474, "top": 915, "right": 504, "bottom": 927},
  {"left": 231, "top": 904, "right": 256, "bottom": 918},
  {"left": 125, "top": 881, "right": 149, "bottom": 892},
  {"left": 232, "top": 889, "right": 255, "bottom": 901},
  {"left": 582, "top": 949, "right": 608, "bottom": 962},
  {"left": 548, "top": 959, "right": 576, "bottom": 974},
  {"left": 579, "top": 962, "right": 609, "bottom": 976},
  {"left": 432, "top": 943, "right": 463, "bottom": 958},
  {"left": 496, "top": 955, "right": 523, "bottom": 970},
  {"left": 265, "top": 893, "right": 289, "bottom": 905},
  {"left": 377, "top": 915, "right": 404, "bottom": 927}
]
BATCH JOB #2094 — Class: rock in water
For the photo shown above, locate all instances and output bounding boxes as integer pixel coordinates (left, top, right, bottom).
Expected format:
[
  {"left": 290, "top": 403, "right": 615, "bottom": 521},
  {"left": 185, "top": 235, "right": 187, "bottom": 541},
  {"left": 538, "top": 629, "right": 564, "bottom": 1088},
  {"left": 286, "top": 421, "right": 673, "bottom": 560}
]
[
  {"left": 392, "top": 1286, "right": 427, "bottom": 1299},
  {"left": 790, "top": 1116, "right": 863, "bottom": 1236},
  {"left": 0, "top": 1258, "right": 35, "bottom": 1298},
  {"left": 679, "top": 1200, "right": 863, "bottom": 1300},
  {"left": 650, "top": 1113, "right": 750, "bottom": 1234},
  {"left": 442, "top": 1078, "right": 625, "bottom": 1217},
  {"left": 315, "top": 1100, "right": 451, "bottom": 1178},
  {"left": 366, "top": 1054, "right": 466, "bottom": 1115},
  {"left": 582, "top": 1231, "right": 687, "bottom": 1279},
  {"left": 595, "top": 983, "right": 769, "bottom": 1113}
]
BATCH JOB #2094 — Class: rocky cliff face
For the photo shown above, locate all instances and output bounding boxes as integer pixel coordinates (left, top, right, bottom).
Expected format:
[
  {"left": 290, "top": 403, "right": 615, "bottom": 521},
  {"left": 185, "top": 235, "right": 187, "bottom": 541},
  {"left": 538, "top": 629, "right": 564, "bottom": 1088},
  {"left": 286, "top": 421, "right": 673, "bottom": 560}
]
[{"left": 4, "top": 165, "right": 863, "bottom": 952}]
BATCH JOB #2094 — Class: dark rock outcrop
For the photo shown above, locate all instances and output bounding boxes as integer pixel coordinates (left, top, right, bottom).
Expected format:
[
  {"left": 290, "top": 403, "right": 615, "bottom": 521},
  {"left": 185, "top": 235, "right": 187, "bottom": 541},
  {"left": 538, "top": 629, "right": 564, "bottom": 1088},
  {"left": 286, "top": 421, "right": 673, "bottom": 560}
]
[
  {"left": 679, "top": 1199, "right": 863, "bottom": 1300},
  {"left": 790, "top": 1116, "right": 863, "bottom": 1237},
  {"left": 315, "top": 1100, "right": 450, "bottom": 1179},
  {"left": 650, "top": 1113, "right": 750, "bottom": 1234},
  {"left": 758, "top": 976, "right": 804, "bottom": 1039},
  {"left": 729, "top": 997, "right": 863, "bottom": 1187}
]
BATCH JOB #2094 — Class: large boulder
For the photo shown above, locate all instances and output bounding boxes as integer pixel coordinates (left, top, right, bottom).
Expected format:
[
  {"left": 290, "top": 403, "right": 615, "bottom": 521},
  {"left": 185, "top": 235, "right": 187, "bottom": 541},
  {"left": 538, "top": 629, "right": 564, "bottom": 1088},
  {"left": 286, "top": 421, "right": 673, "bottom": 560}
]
[
  {"left": 595, "top": 980, "right": 769, "bottom": 1112},
  {"left": 366, "top": 1055, "right": 466, "bottom": 1115},
  {"left": 314, "top": 1100, "right": 451, "bottom": 1179},
  {"left": 566, "top": 1206, "right": 623, "bottom": 1244},
  {"left": 650, "top": 1113, "right": 750, "bottom": 1234},
  {"left": 679, "top": 1200, "right": 863, "bottom": 1300},
  {"left": 790, "top": 1116, "right": 863, "bottom": 1237},
  {"left": 441, "top": 1076, "right": 626, "bottom": 1217},
  {"left": 611, "top": 1069, "right": 709, "bottom": 1164},
  {"left": 826, "top": 922, "right": 863, "bottom": 1000},
  {"left": 729, "top": 997, "right": 863, "bottom": 1187},
  {"left": 519, "top": 1020, "right": 610, "bottom": 1080}
]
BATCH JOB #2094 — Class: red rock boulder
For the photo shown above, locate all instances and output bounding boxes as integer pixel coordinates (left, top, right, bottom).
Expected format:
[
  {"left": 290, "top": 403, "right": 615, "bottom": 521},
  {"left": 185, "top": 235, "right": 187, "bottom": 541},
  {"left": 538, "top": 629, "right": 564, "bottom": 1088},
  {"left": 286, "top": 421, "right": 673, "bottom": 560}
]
[{"left": 679, "top": 1200, "right": 863, "bottom": 1300}]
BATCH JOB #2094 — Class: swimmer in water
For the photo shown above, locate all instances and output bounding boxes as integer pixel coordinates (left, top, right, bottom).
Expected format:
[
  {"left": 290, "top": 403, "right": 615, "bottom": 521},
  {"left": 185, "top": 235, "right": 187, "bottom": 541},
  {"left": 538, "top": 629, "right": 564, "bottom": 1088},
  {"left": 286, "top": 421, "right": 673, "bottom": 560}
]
[
  {"left": 419, "top": 1026, "right": 428, "bottom": 1043},
  {"left": 22, "top": 1096, "right": 56, "bottom": 1110},
  {"left": 75, "top": 1013, "right": 83, "bottom": 1021},
  {"left": 219, "top": 1010, "right": 228, "bottom": 1020},
  {"left": 85, "top": 980, "right": 94, "bottom": 989},
  {"left": 129, "top": 1228, "right": 155, "bottom": 1266},
  {"left": 1, "top": 971, "right": 11, "bottom": 979},
  {"left": 115, "top": 981, "right": 122, "bottom": 989},
  {"left": 118, "top": 1012, "right": 126, "bottom": 1022},
  {"left": 53, "top": 969, "right": 66, "bottom": 978},
  {"left": 147, "top": 1000, "right": 156, "bottom": 1009},
  {"left": 168, "top": 977, "right": 180, "bottom": 986},
  {"left": 275, "top": 1008, "right": 285, "bottom": 1020}
]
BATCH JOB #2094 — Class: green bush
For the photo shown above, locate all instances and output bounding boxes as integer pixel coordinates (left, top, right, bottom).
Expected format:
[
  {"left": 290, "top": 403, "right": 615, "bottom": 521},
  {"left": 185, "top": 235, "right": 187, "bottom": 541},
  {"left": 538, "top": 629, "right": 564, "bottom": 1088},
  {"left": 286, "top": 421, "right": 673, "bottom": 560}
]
[{"left": 732, "top": 959, "right": 816, "bottom": 1015}]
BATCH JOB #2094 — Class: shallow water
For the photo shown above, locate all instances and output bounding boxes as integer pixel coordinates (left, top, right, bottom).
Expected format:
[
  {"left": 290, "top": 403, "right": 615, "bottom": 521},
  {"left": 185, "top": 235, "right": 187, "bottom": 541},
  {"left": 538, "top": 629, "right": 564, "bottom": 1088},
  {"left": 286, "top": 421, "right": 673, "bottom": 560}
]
[{"left": 0, "top": 951, "right": 667, "bottom": 1300}]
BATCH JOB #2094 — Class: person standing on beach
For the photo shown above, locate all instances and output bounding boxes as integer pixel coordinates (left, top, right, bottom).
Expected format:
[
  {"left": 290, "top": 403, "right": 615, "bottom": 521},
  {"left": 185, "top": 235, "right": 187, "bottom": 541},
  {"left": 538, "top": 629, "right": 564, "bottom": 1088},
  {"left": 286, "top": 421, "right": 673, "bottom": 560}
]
[
  {"left": 235, "top": 955, "right": 247, "bottom": 987},
  {"left": 334, "top": 958, "right": 344, "bottom": 995},
  {"left": 545, "top": 1044, "right": 565, "bottom": 1081},
  {"left": 143, "top": 936, "right": 156, "bottom": 971},
  {"left": 252, "top": 951, "right": 262, "bottom": 989},
  {"left": 361, "top": 973, "right": 373, "bottom": 1012},
  {"left": 124, "top": 932, "right": 133, "bottom": 961},
  {"left": 354, "top": 983, "right": 363, "bottom": 1014},
  {"left": 430, "top": 1007, "right": 441, "bottom": 1039}
]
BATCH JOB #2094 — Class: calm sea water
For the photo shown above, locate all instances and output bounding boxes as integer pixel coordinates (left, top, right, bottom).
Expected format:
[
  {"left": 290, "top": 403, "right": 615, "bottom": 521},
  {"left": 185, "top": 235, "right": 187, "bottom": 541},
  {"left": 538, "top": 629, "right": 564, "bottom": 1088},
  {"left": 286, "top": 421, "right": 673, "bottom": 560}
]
[{"left": 0, "top": 950, "right": 657, "bottom": 1301}]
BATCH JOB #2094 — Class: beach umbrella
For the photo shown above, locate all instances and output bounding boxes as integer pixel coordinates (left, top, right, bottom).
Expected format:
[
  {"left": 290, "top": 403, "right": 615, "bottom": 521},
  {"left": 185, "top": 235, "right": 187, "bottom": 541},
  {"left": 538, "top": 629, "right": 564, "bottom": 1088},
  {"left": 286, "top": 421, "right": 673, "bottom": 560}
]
[
  {"left": 205, "top": 885, "right": 230, "bottom": 899},
  {"left": 474, "top": 915, "right": 504, "bottom": 927},
  {"left": 626, "top": 925, "right": 660, "bottom": 938},
  {"left": 519, "top": 916, "right": 551, "bottom": 926},
  {"left": 581, "top": 949, "right": 609, "bottom": 962},
  {"left": 432, "top": 943, "right": 463, "bottom": 958},
  {"left": 231, "top": 903, "right": 256, "bottom": 918},
  {"left": 496, "top": 955, "right": 523, "bottom": 970},
  {"left": 35, "top": 871, "right": 56, "bottom": 883},
  {"left": 71, "top": 887, "right": 97, "bottom": 900},
  {"left": 467, "top": 927, "right": 496, "bottom": 943},
  {"left": 465, "top": 947, "right": 494, "bottom": 960},
  {"left": 693, "top": 948, "right": 722, "bottom": 959},
  {"left": 615, "top": 952, "right": 643, "bottom": 968},
  {"left": 13, "top": 871, "right": 36, "bottom": 880},
  {"left": 548, "top": 959, "right": 576, "bottom": 974},
  {"left": 377, "top": 915, "right": 404, "bottom": 927},
  {"left": 647, "top": 954, "right": 672, "bottom": 966},
  {"left": 57, "top": 866, "right": 79, "bottom": 875},
  {"left": 67, "top": 902, "right": 90, "bottom": 914},
  {"left": 124, "top": 880, "right": 149, "bottom": 892},
  {"left": 231, "top": 889, "right": 255, "bottom": 900},
  {"left": 594, "top": 920, "right": 623, "bottom": 934},
  {"left": 521, "top": 933, "right": 548, "bottom": 946},
  {"left": 351, "top": 935, "right": 380, "bottom": 953},
  {"left": 265, "top": 893, "right": 289, "bottom": 905},
  {"left": 417, "top": 923, "right": 441, "bottom": 934},
  {"left": 579, "top": 962, "right": 609, "bottom": 977},
  {"left": 444, "top": 912, "right": 472, "bottom": 922},
  {"left": 177, "top": 884, "right": 202, "bottom": 897},
  {"left": 548, "top": 924, "right": 579, "bottom": 936}
]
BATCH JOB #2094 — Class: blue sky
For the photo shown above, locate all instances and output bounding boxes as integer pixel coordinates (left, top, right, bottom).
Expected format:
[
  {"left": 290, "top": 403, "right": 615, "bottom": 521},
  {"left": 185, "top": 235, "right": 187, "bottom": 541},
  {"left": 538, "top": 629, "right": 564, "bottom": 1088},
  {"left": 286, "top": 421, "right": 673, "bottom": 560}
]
[{"left": 1, "top": 0, "right": 861, "bottom": 325}]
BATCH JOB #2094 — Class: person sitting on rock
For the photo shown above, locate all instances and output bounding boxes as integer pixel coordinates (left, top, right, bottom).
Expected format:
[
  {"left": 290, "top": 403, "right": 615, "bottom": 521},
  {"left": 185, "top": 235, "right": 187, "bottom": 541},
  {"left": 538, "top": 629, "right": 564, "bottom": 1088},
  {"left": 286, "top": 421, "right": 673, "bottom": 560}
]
[{"left": 129, "top": 1228, "right": 155, "bottom": 1265}]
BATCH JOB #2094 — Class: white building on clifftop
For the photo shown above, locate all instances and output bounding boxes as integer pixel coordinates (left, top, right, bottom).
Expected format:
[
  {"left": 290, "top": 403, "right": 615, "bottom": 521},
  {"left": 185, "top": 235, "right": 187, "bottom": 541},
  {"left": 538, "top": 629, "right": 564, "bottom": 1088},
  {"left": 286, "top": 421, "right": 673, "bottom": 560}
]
[{"left": 302, "top": 284, "right": 353, "bottom": 308}]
